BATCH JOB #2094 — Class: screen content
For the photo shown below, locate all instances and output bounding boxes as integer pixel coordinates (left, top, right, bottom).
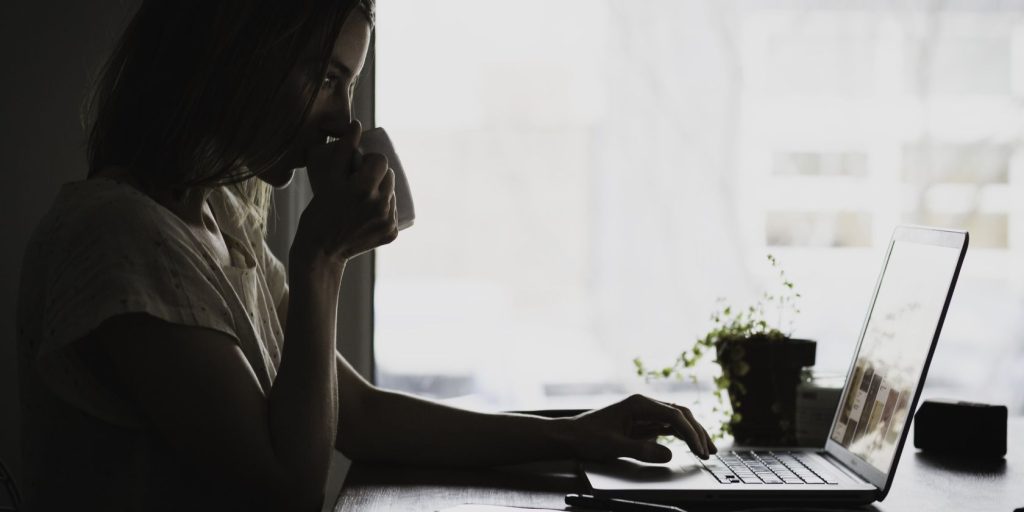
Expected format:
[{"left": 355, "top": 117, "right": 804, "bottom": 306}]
[{"left": 830, "top": 240, "right": 961, "bottom": 472}]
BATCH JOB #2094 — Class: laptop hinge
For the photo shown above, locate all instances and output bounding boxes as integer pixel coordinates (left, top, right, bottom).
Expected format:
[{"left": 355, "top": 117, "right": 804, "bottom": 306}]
[{"left": 820, "top": 450, "right": 877, "bottom": 490}]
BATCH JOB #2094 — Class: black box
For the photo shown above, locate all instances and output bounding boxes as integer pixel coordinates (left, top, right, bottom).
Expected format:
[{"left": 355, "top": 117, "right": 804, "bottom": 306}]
[{"left": 914, "top": 399, "right": 1007, "bottom": 459}]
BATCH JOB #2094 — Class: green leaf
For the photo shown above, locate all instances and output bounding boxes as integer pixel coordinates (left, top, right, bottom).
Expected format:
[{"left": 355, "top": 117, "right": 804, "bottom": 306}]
[{"left": 735, "top": 361, "right": 751, "bottom": 377}]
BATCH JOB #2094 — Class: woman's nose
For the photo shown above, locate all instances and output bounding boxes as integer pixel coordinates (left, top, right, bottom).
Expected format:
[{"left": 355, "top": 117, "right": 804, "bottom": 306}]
[
  {"left": 337, "top": 94, "right": 354, "bottom": 124},
  {"left": 320, "top": 109, "right": 353, "bottom": 137},
  {"left": 318, "top": 92, "right": 353, "bottom": 127},
  {"left": 322, "top": 119, "right": 360, "bottom": 143}
]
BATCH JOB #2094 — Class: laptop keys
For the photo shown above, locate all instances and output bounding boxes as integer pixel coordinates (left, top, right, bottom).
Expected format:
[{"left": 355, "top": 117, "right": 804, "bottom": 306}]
[
  {"left": 700, "top": 451, "right": 840, "bottom": 485},
  {"left": 713, "top": 473, "right": 742, "bottom": 484}
]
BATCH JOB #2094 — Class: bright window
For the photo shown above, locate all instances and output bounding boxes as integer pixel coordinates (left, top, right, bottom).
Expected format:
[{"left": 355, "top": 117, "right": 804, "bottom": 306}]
[{"left": 374, "top": 0, "right": 1024, "bottom": 415}]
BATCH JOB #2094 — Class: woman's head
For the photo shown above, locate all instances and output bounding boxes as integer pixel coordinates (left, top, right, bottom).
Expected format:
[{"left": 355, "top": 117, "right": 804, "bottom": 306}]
[{"left": 84, "top": 0, "right": 375, "bottom": 232}]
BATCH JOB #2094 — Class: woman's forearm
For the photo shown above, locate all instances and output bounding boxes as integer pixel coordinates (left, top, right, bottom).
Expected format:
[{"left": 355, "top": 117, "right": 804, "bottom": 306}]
[
  {"left": 265, "top": 254, "right": 344, "bottom": 506},
  {"left": 343, "top": 386, "right": 575, "bottom": 467}
]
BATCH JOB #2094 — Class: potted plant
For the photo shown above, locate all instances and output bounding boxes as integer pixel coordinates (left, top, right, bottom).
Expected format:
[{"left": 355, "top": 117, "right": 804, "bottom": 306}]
[{"left": 634, "top": 254, "right": 815, "bottom": 445}]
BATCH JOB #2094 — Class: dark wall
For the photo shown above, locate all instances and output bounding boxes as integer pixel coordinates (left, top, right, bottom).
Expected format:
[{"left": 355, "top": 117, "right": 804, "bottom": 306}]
[{"left": 0, "top": 0, "right": 141, "bottom": 480}]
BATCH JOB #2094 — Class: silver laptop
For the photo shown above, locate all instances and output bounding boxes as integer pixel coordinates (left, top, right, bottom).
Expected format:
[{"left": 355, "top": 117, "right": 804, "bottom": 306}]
[{"left": 582, "top": 226, "right": 969, "bottom": 505}]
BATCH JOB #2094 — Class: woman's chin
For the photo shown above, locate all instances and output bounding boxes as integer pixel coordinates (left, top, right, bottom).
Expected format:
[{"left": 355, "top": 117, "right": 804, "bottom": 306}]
[{"left": 258, "top": 168, "right": 297, "bottom": 189}]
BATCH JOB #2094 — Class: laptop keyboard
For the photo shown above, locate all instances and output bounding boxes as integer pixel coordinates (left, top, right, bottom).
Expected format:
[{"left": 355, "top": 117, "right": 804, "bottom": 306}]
[{"left": 700, "top": 450, "right": 840, "bottom": 485}]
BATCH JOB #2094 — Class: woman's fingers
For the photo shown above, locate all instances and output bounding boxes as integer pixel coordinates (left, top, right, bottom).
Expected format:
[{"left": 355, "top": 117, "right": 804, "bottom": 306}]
[
  {"left": 357, "top": 152, "right": 390, "bottom": 191},
  {"left": 377, "top": 192, "right": 399, "bottom": 246},
  {"left": 627, "top": 415, "right": 715, "bottom": 458},
  {"left": 655, "top": 399, "right": 716, "bottom": 456},
  {"left": 618, "top": 439, "right": 672, "bottom": 464},
  {"left": 377, "top": 167, "right": 396, "bottom": 205},
  {"left": 387, "top": 189, "right": 397, "bottom": 224},
  {"left": 570, "top": 396, "right": 718, "bottom": 465},
  {"left": 628, "top": 421, "right": 674, "bottom": 439},
  {"left": 679, "top": 406, "right": 717, "bottom": 455},
  {"left": 684, "top": 405, "right": 716, "bottom": 454},
  {"left": 353, "top": 160, "right": 396, "bottom": 248},
  {"left": 296, "top": 122, "right": 405, "bottom": 263},
  {"left": 629, "top": 395, "right": 708, "bottom": 459}
]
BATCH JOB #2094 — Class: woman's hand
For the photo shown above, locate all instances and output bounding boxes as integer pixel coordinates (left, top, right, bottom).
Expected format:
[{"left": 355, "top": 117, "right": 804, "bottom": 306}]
[
  {"left": 292, "top": 120, "right": 397, "bottom": 267},
  {"left": 564, "top": 394, "right": 716, "bottom": 463}
]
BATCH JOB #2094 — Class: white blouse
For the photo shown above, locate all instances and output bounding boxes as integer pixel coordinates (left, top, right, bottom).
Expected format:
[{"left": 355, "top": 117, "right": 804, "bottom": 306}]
[{"left": 16, "top": 177, "right": 288, "bottom": 510}]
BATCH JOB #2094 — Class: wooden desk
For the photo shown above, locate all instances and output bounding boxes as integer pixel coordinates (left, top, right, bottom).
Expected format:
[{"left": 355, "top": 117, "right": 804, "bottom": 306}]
[{"left": 334, "top": 419, "right": 1023, "bottom": 511}]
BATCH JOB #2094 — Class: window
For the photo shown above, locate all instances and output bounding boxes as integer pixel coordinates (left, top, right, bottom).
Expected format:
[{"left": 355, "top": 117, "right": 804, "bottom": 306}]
[{"left": 373, "top": 0, "right": 1024, "bottom": 415}]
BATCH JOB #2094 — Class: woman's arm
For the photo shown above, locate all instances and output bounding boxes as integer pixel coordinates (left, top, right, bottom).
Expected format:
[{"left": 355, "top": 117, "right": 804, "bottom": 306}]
[
  {"left": 268, "top": 123, "right": 712, "bottom": 468},
  {"left": 334, "top": 357, "right": 568, "bottom": 466},
  {"left": 97, "top": 122, "right": 395, "bottom": 510},
  {"left": 332, "top": 352, "right": 713, "bottom": 467},
  {"left": 276, "top": 287, "right": 714, "bottom": 467},
  {"left": 97, "top": 257, "right": 343, "bottom": 511}
]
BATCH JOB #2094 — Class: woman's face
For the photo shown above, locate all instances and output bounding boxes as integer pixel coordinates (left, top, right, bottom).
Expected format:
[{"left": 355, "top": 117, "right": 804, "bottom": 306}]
[{"left": 257, "top": 12, "right": 372, "bottom": 188}]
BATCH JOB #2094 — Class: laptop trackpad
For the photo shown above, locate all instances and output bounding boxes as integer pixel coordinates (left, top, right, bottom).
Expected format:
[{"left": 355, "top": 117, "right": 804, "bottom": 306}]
[{"left": 583, "top": 449, "right": 718, "bottom": 491}]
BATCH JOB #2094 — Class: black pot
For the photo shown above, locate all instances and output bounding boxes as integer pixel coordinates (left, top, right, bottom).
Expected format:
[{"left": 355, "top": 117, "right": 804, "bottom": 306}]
[{"left": 716, "top": 336, "right": 816, "bottom": 446}]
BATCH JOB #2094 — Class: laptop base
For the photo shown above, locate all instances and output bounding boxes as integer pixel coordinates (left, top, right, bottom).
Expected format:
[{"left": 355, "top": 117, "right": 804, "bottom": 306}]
[{"left": 583, "top": 446, "right": 877, "bottom": 505}]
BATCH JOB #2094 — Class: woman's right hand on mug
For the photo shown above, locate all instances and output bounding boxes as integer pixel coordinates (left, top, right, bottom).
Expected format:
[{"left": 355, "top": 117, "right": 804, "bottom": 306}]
[{"left": 292, "top": 120, "right": 398, "bottom": 267}]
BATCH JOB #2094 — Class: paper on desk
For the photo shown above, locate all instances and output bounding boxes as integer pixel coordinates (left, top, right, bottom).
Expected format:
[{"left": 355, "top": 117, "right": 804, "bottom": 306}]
[{"left": 437, "top": 505, "right": 564, "bottom": 512}]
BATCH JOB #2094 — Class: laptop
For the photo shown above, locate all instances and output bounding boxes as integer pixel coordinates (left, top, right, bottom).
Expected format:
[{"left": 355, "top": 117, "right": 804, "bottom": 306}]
[{"left": 582, "top": 225, "right": 969, "bottom": 505}]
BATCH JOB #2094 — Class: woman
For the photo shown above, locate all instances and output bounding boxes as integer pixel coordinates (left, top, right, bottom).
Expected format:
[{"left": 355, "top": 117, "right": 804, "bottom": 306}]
[{"left": 16, "top": 0, "right": 715, "bottom": 510}]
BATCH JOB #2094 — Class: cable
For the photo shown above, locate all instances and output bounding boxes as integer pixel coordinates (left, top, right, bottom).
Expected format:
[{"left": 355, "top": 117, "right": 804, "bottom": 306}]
[{"left": 724, "top": 507, "right": 870, "bottom": 512}]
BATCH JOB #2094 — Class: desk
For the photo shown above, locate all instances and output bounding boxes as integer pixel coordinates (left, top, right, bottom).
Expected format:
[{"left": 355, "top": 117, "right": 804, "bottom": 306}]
[{"left": 334, "top": 418, "right": 1023, "bottom": 511}]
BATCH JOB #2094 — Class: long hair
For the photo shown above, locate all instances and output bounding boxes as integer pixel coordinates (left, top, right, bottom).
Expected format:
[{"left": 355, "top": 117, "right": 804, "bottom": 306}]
[{"left": 83, "top": 0, "right": 375, "bottom": 234}]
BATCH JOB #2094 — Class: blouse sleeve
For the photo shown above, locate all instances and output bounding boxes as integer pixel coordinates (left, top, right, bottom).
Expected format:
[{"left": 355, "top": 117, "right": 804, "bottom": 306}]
[{"left": 33, "top": 197, "right": 238, "bottom": 425}]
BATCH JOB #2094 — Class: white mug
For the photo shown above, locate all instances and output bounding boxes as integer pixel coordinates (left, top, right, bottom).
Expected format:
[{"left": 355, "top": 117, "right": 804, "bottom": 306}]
[{"left": 357, "top": 127, "right": 415, "bottom": 231}]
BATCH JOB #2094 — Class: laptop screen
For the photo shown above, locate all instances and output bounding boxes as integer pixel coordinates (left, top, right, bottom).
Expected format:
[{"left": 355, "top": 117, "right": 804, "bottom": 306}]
[{"left": 829, "top": 238, "right": 962, "bottom": 474}]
